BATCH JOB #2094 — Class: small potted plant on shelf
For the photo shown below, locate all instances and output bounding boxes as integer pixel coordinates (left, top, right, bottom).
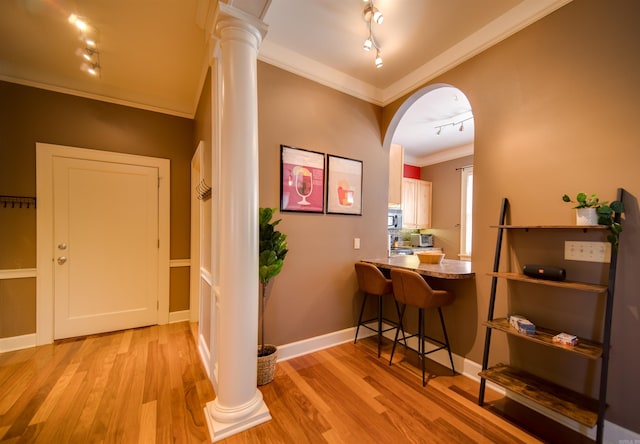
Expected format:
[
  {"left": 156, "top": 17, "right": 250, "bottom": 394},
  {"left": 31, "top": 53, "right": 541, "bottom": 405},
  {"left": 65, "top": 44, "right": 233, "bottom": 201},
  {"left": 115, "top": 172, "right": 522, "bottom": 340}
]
[
  {"left": 257, "top": 207, "right": 288, "bottom": 385},
  {"left": 562, "top": 192, "right": 625, "bottom": 249}
]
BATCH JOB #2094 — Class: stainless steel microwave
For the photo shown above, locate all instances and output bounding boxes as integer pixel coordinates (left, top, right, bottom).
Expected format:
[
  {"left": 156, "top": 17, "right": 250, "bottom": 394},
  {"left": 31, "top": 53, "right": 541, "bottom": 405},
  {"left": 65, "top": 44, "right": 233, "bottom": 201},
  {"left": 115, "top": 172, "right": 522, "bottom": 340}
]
[{"left": 388, "top": 208, "right": 402, "bottom": 229}]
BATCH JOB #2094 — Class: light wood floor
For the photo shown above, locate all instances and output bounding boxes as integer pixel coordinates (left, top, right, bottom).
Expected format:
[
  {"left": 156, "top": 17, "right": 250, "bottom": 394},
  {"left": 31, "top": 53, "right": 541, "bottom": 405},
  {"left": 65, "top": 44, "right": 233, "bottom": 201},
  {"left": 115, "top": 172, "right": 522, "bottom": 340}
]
[{"left": 0, "top": 323, "right": 589, "bottom": 443}]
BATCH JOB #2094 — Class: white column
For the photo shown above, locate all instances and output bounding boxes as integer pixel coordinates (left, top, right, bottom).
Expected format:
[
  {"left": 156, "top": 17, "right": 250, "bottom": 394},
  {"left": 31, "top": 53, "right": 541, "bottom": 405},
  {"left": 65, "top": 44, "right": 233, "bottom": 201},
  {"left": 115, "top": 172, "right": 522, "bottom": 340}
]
[{"left": 203, "top": 4, "right": 270, "bottom": 442}]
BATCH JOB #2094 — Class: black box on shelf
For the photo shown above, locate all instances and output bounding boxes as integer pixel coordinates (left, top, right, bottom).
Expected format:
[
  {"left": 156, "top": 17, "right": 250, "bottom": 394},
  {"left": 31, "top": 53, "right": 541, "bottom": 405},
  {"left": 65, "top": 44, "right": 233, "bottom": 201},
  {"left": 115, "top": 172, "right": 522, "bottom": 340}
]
[{"left": 522, "top": 264, "right": 566, "bottom": 281}]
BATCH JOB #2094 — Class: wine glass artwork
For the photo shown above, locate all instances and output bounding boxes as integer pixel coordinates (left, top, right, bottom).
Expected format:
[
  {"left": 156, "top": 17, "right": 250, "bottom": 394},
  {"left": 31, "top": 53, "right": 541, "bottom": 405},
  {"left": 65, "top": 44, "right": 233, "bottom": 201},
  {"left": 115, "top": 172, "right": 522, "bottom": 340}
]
[{"left": 293, "top": 166, "right": 312, "bottom": 205}]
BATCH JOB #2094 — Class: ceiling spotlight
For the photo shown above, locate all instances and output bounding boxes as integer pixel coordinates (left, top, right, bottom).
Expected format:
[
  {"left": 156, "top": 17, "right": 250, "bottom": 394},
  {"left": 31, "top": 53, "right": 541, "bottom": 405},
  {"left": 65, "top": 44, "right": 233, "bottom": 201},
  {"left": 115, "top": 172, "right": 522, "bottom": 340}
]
[
  {"left": 68, "top": 14, "right": 89, "bottom": 32},
  {"left": 84, "top": 38, "right": 97, "bottom": 48},
  {"left": 372, "top": 8, "right": 383, "bottom": 24},
  {"left": 86, "top": 63, "right": 100, "bottom": 76},
  {"left": 82, "top": 48, "right": 97, "bottom": 62},
  {"left": 375, "top": 51, "right": 383, "bottom": 68},
  {"left": 364, "top": 5, "right": 383, "bottom": 24}
]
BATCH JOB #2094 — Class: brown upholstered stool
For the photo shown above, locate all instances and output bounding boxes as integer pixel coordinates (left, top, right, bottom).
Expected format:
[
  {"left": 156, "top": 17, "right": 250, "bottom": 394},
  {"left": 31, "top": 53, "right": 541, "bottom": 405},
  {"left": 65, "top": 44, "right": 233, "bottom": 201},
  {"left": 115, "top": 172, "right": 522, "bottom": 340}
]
[
  {"left": 389, "top": 268, "right": 456, "bottom": 385},
  {"left": 354, "top": 262, "right": 406, "bottom": 357}
]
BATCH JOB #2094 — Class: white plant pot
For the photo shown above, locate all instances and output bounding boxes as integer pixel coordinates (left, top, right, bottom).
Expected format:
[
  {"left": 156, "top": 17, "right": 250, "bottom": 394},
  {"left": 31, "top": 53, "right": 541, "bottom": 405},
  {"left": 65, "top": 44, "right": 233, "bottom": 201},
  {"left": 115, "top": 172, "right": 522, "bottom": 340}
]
[{"left": 576, "top": 208, "right": 598, "bottom": 225}]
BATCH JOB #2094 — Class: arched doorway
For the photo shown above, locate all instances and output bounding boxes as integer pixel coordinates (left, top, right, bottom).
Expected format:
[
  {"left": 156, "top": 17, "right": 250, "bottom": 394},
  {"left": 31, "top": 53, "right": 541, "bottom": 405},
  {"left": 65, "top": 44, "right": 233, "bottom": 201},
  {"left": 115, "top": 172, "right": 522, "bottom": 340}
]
[{"left": 384, "top": 84, "right": 475, "bottom": 259}]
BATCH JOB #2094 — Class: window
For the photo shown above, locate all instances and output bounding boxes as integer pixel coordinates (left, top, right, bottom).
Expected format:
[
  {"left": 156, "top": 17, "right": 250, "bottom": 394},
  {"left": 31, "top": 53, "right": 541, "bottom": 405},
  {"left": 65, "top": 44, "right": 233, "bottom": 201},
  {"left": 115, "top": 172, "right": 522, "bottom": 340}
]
[{"left": 460, "top": 166, "right": 473, "bottom": 260}]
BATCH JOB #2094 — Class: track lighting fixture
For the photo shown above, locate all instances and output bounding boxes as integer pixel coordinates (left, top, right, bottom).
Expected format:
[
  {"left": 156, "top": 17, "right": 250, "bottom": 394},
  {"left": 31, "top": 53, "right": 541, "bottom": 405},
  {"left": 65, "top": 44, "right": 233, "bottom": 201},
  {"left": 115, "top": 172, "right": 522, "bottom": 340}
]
[
  {"left": 362, "top": 0, "right": 384, "bottom": 68},
  {"left": 434, "top": 116, "right": 474, "bottom": 135},
  {"left": 69, "top": 13, "right": 102, "bottom": 78}
]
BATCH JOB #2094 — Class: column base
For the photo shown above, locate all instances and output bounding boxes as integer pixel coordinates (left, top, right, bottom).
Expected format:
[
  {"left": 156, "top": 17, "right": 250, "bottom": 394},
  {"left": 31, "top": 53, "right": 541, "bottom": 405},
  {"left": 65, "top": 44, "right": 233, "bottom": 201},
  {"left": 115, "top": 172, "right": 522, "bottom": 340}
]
[{"left": 204, "top": 390, "right": 271, "bottom": 442}]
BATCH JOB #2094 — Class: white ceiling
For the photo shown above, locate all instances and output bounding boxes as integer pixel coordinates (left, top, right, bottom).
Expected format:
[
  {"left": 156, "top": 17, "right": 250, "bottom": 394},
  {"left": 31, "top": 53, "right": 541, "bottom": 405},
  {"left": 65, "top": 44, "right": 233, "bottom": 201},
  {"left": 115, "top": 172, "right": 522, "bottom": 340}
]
[{"left": 0, "top": 0, "right": 571, "bottom": 161}]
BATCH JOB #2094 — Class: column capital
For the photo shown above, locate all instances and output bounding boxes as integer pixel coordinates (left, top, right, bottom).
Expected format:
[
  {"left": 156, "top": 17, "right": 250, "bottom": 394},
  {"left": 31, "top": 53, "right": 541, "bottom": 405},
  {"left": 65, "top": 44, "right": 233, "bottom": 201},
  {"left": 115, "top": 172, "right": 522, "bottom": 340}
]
[{"left": 214, "top": 3, "right": 268, "bottom": 49}]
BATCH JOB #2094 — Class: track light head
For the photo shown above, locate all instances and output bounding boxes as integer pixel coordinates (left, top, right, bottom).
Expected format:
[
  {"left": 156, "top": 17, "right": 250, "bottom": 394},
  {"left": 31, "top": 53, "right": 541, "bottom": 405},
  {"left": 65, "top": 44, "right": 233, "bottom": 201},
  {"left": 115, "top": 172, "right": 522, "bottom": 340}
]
[
  {"left": 363, "top": 38, "right": 373, "bottom": 51},
  {"left": 375, "top": 52, "right": 383, "bottom": 68},
  {"left": 373, "top": 9, "right": 383, "bottom": 24},
  {"left": 363, "top": 5, "right": 383, "bottom": 25}
]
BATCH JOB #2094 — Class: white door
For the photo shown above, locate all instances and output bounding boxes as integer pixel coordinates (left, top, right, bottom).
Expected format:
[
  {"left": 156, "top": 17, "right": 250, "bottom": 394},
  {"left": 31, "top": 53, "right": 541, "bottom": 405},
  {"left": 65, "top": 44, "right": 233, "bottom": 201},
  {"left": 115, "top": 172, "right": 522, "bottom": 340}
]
[{"left": 53, "top": 156, "right": 159, "bottom": 339}]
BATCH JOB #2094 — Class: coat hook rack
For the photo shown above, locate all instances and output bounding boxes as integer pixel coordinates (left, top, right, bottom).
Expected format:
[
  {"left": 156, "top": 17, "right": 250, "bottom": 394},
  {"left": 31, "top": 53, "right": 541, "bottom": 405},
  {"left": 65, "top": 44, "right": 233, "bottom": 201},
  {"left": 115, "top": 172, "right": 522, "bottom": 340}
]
[
  {"left": 196, "top": 180, "right": 212, "bottom": 201},
  {"left": 0, "top": 195, "right": 37, "bottom": 209}
]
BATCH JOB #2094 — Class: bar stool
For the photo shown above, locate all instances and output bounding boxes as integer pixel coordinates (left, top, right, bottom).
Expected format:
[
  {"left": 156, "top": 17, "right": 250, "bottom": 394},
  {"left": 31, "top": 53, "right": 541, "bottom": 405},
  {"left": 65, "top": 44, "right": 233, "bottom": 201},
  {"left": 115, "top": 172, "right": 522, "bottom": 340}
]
[
  {"left": 389, "top": 268, "right": 456, "bottom": 386},
  {"left": 354, "top": 262, "right": 406, "bottom": 358}
]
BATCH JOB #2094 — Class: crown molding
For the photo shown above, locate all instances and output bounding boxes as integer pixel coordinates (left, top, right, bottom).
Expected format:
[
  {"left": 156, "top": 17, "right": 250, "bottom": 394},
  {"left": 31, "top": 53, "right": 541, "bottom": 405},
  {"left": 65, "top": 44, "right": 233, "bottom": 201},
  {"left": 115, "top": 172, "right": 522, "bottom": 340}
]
[{"left": 260, "top": 0, "right": 572, "bottom": 107}]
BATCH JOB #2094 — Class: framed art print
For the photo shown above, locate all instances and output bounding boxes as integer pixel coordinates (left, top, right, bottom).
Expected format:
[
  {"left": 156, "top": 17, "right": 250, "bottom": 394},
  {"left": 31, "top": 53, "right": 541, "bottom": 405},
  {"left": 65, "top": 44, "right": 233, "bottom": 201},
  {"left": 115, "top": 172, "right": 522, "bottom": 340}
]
[
  {"left": 280, "top": 145, "right": 325, "bottom": 213},
  {"left": 326, "top": 154, "right": 362, "bottom": 215}
]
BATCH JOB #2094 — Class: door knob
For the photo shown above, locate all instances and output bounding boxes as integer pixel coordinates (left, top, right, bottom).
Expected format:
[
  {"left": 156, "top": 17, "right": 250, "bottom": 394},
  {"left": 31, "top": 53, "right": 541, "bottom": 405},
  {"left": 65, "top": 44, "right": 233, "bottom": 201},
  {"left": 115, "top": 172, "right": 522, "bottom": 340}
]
[
  {"left": 57, "top": 256, "right": 67, "bottom": 265},
  {"left": 58, "top": 243, "right": 67, "bottom": 250}
]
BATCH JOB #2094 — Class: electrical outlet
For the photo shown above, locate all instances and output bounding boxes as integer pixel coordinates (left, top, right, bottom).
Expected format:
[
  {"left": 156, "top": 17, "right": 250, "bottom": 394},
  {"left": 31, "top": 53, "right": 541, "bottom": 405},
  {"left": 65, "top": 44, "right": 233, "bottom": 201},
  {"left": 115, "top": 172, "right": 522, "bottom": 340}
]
[{"left": 564, "top": 241, "right": 610, "bottom": 263}]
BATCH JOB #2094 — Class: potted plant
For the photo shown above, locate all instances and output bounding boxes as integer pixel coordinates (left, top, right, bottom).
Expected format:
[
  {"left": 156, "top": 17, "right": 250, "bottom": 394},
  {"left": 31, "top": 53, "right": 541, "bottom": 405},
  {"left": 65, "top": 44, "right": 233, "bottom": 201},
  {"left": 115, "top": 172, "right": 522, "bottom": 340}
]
[
  {"left": 562, "top": 192, "right": 625, "bottom": 249},
  {"left": 257, "top": 207, "right": 288, "bottom": 385}
]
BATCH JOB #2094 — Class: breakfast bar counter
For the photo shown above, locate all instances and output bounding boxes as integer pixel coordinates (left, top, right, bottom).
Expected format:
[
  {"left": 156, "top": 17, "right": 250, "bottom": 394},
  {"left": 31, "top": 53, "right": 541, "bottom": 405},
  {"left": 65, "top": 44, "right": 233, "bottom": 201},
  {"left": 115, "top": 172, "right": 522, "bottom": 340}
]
[{"left": 361, "top": 256, "right": 475, "bottom": 280}]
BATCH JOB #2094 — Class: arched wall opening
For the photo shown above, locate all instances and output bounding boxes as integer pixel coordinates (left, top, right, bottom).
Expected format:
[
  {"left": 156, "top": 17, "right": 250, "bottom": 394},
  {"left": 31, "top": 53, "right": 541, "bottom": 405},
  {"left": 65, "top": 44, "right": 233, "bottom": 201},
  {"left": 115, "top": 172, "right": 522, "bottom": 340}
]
[{"left": 383, "top": 83, "right": 475, "bottom": 260}]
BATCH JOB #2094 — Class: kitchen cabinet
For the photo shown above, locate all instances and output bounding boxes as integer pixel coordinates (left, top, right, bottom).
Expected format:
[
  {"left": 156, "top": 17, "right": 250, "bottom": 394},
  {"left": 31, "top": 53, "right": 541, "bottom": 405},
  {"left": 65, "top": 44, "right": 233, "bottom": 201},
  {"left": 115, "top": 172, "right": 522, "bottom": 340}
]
[
  {"left": 388, "top": 144, "right": 403, "bottom": 205},
  {"left": 402, "top": 178, "right": 431, "bottom": 229},
  {"left": 478, "top": 191, "right": 625, "bottom": 444}
]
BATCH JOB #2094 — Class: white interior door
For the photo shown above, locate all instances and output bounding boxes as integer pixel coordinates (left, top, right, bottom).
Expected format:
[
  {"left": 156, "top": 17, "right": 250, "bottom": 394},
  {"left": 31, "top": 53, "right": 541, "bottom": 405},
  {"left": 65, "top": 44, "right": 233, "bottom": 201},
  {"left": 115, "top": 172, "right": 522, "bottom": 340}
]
[{"left": 53, "top": 156, "right": 159, "bottom": 339}]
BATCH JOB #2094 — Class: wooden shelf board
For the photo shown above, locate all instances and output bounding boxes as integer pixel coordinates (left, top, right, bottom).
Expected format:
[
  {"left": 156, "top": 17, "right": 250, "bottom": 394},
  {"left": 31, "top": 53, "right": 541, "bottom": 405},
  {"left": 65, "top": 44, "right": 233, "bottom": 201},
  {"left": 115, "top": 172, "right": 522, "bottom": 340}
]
[
  {"left": 491, "top": 225, "right": 608, "bottom": 230},
  {"left": 483, "top": 318, "right": 602, "bottom": 360},
  {"left": 479, "top": 364, "right": 599, "bottom": 428},
  {"left": 488, "top": 272, "right": 607, "bottom": 293}
]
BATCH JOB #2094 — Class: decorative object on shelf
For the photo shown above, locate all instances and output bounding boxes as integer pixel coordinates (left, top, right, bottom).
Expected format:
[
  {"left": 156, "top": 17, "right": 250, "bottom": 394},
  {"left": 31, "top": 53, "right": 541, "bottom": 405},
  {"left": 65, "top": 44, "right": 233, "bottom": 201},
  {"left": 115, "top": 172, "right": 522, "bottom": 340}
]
[
  {"left": 552, "top": 332, "right": 579, "bottom": 347},
  {"left": 258, "top": 207, "right": 289, "bottom": 385},
  {"left": 562, "top": 192, "right": 625, "bottom": 249},
  {"left": 280, "top": 145, "right": 325, "bottom": 213},
  {"left": 361, "top": 0, "right": 384, "bottom": 68},
  {"left": 522, "top": 264, "right": 566, "bottom": 281},
  {"left": 326, "top": 155, "right": 363, "bottom": 216},
  {"left": 0, "top": 195, "right": 36, "bottom": 209},
  {"left": 508, "top": 314, "right": 536, "bottom": 335}
]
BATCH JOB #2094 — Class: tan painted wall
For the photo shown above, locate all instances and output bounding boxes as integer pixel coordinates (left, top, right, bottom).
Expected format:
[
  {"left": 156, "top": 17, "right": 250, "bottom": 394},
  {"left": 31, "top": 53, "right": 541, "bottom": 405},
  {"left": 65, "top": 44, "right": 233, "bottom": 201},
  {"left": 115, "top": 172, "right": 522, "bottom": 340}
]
[
  {"left": 422, "top": 155, "right": 474, "bottom": 257},
  {"left": 0, "top": 81, "right": 194, "bottom": 337},
  {"left": 383, "top": 0, "right": 640, "bottom": 432},
  {"left": 257, "top": 62, "right": 387, "bottom": 345}
]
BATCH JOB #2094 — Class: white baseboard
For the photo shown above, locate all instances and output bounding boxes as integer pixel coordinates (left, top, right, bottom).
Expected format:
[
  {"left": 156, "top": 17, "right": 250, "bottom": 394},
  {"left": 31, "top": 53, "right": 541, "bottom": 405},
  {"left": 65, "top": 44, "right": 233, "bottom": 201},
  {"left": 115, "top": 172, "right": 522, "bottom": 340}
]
[
  {"left": 0, "top": 333, "right": 36, "bottom": 353},
  {"left": 169, "top": 309, "right": 190, "bottom": 323},
  {"left": 277, "top": 326, "right": 365, "bottom": 362}
]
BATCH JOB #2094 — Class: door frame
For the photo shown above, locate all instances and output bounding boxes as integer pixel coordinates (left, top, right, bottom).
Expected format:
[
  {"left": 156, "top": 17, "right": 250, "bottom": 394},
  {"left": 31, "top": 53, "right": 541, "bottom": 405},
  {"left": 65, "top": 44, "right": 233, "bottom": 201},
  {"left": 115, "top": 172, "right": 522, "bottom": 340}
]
[{"left": 36, "top": 143, "right": 170, "bottom": 345}]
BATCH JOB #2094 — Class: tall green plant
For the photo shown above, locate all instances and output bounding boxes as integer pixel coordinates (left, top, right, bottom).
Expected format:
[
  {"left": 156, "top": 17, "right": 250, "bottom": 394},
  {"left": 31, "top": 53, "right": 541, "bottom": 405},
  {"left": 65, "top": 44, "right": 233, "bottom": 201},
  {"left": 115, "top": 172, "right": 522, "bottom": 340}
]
[{"left": 258, "top": 207, "right": 288, "bottom": 356}]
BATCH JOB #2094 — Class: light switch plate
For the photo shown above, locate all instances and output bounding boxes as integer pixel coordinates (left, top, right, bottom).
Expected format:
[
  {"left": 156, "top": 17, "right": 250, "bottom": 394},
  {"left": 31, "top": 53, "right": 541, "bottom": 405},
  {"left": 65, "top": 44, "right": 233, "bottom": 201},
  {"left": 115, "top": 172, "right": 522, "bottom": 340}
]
[
  {"left": 353, "top": 238, "right": 360, "bottom": 249},
  {"left": 564, "top": 241, "right": 610, "bottom": 263}
]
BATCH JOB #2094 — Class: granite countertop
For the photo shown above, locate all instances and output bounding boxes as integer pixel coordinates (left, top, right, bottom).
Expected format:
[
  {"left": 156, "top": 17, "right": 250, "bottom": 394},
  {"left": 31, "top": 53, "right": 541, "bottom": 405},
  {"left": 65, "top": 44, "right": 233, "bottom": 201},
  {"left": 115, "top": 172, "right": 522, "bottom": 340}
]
[{"left": 361, "top": 255, "right": 474, "bottom": 280}]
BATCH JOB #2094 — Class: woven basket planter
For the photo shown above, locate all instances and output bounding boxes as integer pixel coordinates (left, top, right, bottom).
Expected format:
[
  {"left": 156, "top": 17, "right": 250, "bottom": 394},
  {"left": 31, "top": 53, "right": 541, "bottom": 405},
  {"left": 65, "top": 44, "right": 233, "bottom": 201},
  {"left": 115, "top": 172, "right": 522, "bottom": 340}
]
[{"left": 257, "top": 344, "right": 278, "bottom": 386}]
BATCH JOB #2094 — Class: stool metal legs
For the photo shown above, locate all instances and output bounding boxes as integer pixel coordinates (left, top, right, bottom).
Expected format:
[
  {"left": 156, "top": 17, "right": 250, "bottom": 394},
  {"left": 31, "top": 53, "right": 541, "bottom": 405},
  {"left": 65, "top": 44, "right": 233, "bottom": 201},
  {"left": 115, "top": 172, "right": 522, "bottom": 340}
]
[
  {"left": 389, "top": 304, "right": 455, "bottom": 386},
  {"left": 354, "top": 293, "right": 406, "bottom": 358}
]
